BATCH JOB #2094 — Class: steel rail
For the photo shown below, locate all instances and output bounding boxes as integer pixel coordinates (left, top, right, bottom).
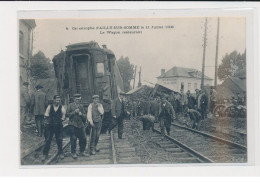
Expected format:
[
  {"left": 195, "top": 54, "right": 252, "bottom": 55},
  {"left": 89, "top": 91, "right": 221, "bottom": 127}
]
[
  {"left": 44, "top": 139, "right": 71, "bottom": 165},
  {"left": 171, "top": 122, "right": 247, "bottom": 153},
  {"left": 153, "top": 128, "right": 215, "bottom": 163},
  {"left": 110, "top": 131, "right": 118, "bottom": 164}
]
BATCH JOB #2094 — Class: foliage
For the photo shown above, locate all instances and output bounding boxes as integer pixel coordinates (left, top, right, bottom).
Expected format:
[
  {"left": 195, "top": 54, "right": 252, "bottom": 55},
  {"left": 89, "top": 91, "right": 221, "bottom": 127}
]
[
  {"left": 218, "top": 50, "right": 246, "bottom": 81},
  {"left": 117, "top": 56, "right": 135, "bottom": 92},
  {"left": 30, "top": 51, "right": 55, "bottom": 80}
]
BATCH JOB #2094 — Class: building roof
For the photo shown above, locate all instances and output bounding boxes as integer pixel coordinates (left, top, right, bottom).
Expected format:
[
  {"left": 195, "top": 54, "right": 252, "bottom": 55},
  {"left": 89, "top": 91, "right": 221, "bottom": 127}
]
[
  {"left": 125, "top": 86, "right": 144, "bottom": 95},
  {"left": 228, "top": 76, "right": 246, "bottom": 92},
  {"left": 234, "top": 68, "right": 246, "bottom": 79},
  {"left": 216, "top": 76, "right": 246, "bottom": 99},
  {"left": 157, "top": 66, "right": 212, "bottom": 80}
]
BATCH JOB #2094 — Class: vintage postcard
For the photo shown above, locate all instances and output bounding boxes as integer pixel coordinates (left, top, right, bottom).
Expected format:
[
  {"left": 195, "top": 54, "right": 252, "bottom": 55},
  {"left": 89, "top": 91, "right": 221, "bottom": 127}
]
[{"left": 19, "top": 15, "right": 248, "bottom": 166}]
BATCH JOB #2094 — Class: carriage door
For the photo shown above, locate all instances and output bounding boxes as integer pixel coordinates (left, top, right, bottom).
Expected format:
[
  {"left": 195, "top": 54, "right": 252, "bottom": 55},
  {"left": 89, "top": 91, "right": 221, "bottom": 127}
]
[{"left": 73, "top": 54, "right": 93, "bottom": 104}]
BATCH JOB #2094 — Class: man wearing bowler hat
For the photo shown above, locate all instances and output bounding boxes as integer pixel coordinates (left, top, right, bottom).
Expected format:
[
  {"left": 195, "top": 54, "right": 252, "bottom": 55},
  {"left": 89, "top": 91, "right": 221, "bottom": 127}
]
[
  {"left": 31, "top": 84, "right": 47, "bottom": 137},
  {"left": 87, "top": 95, "right": 104, "bottom": 155},
  {"left": 66, "top": 94, "right": 88, "bottom": 159}
]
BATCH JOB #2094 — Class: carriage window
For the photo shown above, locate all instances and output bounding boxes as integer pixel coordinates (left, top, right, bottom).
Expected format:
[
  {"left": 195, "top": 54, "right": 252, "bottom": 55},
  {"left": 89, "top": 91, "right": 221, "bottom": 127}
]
[{"left": 97, "top": 63, "right": 105, "bottom": 75}]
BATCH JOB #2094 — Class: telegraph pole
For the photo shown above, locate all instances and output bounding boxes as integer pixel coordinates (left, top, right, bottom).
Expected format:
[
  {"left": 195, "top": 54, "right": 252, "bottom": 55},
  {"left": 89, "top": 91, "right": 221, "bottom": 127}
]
[
  {"left": 201, "top": 17, "right": 208, "bottom": 89},
  {"left": 133, "top": 65, "right": 137, "bottom": 89},
  {"left": 214, "top": 17, "right": 220, "bottom": 88},
  {"left": 138, "top": 67, "right": 142, "bottom": 87}
]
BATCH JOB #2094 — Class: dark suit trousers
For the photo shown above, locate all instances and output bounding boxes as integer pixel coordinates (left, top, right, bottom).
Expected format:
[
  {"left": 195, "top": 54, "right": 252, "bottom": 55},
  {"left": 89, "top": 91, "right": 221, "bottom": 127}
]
[
  {"left": 43, "top": 123, "right": 63, "bottom": 156},
  {"left": 117, "top": 116, "right": 124, "bottom": 138},
  {"left": 68, "top": 125, "right": 86, "bottom": 153},
  {"left": 35, "top": 115, "right": 44, "bottom": 136}
]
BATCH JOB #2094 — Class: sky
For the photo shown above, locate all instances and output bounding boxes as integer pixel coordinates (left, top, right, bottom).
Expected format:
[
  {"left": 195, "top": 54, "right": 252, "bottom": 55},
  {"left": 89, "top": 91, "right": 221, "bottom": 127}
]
[{"left": 32, "top": 17, "right": 246, "bottom": 87}]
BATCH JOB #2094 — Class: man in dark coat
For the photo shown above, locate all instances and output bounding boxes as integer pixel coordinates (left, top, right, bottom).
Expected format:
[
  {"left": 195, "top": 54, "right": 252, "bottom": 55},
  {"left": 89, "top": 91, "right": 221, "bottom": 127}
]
[
  {"left": 186, "top": 90, "right": 196, "bottom": 109},
  {"left": 158, "top": 96, "right": 176, "bottom": 136},
  {"left": 31, "top": 85, "right": 47, "bottom": 137},
  {"left": 111, "top": 93, "right": 125, "bottom": 139},
  {"left": 169, "top": 92, "right": 178, "bottom": 113},
  {"left": 185, "top": 108, "right": 202, "bottom": 130},
  {"left": 42, "top": 95, "right": 66, "bottom": 161},
  {"left": 149, "top": 98, "right": 159, "bottom": 117},
  {"left": 66, "top": 94, "right": 88, "bottom": 159},
  {"left": 137, "top": 115, "right": 155, "bottom": 131},
  {"left": 200, "top": 90, "right": 208, "bottom": 119}
]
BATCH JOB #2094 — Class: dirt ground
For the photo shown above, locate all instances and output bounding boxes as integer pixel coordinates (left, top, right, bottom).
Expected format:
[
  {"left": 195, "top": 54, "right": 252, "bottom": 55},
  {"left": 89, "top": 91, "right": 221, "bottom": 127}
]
[
  {"left": 175, "top": 114, "right": 247, "bottom": 145},
  {"left": 20, "top": 122, "right": 44, "bottom": 154}
]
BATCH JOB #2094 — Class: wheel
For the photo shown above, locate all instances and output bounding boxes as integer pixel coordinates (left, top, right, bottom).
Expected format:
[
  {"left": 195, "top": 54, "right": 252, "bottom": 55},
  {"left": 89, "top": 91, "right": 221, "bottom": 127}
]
[
  {"left": 213, "top": 105, "right": 226, "bottom": 117},
  {"left": 224, "top": 106, "right": 238, "bottom": 118}
]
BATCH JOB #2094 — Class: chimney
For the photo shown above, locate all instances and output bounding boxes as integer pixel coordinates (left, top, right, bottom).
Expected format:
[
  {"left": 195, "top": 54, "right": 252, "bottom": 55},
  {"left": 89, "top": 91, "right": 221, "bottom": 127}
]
[
  {"left": 161, "top": 69, "right": 165, "bottom": 76},
  {"left": 102, "top": 45, "right": 107, "bottom": 49}
]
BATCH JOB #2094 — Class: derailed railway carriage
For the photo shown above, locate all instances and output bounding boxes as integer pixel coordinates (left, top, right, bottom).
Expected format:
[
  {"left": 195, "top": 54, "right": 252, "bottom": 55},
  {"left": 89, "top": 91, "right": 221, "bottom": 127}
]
[{"left": 52, "top": 41, "right": 124, "bottom": 112}]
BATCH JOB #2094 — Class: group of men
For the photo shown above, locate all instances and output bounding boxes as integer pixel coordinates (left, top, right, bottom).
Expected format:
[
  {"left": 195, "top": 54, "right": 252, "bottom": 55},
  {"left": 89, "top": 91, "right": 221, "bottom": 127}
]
[
  {"left": 41, "top": 92, "right": 127, "bottom": 161},
  {"left": 21, "top": 81, "right": 126, "bottom": 161}
]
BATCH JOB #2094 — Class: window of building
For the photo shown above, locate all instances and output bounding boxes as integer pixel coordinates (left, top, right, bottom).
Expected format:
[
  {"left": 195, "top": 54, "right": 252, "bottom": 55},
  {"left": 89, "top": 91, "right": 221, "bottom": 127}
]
[
  {"left": 19, "top": 31, "right": 24, "bottom": 54},
  {"left": 96, "top": 62, "right": 105, "bottom": 75},
  {"left": 194, "top": 83, "right": 198, "bottom": 90},
  {"left": 181, "top": 82, "right": 184, "bottom": 90},
  {"left": 188, "top": 83, "right": 191, "bottom": 90}
]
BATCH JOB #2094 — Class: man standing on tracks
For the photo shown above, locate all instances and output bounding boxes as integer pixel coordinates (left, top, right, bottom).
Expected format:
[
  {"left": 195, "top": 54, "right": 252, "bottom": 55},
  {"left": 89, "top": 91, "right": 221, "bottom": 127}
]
[
  {"left": 42, "top": 95, "right": 66, "bottom": 161},
  {"left": 158, "top": 95, "right": 176, "bottom": 136},
  {"left": 87, "top": 95, "right": 104, "bottom": 155},
  {"left": 67, "top": 94, "right": 88, "bottom": 159},
  {"left": 31, "top": 85, "right": 47, "bottom": 137},
  {"left": 111, "top": 92, "right": 126, "bottom": 139}
]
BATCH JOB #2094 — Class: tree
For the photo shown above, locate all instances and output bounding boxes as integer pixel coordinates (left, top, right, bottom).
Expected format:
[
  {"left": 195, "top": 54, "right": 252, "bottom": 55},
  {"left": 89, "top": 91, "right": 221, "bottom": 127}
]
[
  {"left": 30, "top": 51, "right": 54, "bottom": 80},
  {"left": 117, "top": 56, "right": 134, "bottom": 92},
  {"left": 218, "top": 50, "right": 246, "bottom": 81}
]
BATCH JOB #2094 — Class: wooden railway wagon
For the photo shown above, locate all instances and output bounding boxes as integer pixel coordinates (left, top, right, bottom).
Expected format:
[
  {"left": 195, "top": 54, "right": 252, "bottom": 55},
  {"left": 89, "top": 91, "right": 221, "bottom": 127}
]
[{"left": 52, "top": 41, "right": 124, "bottom": 112}]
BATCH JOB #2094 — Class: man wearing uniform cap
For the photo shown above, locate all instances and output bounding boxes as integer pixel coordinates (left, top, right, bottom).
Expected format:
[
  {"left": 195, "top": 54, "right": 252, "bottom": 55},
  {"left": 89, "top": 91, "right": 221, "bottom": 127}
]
[
  {"left": 66, "top": 94, "right": 88, "bottom": 158},
  {"left": 87, "top": 95, "right": 104, "bottom": 155},
  {"left": 42, "top": 95, "right": 66, "bottom": 161},
  {"left": 31, "top": 84, "right": 47, "bottom": 137}
]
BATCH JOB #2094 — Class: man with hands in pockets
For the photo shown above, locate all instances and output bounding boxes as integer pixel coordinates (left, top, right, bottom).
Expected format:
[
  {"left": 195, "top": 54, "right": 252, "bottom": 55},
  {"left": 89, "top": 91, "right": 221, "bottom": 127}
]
[{"left": 87, "top": 95, "right": 104, "bottom": 155}]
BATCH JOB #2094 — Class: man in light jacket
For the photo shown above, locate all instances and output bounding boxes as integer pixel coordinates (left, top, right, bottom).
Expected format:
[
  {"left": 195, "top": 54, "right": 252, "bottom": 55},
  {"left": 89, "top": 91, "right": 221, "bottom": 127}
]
[{"left": 87, "top": 95, "right": 104, "bottom": 155}]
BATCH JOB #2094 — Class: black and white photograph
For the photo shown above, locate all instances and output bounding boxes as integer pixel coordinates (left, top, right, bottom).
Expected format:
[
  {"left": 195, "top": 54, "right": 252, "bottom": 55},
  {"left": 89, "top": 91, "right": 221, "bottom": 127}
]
[{"left": 19, "top": 16, "right": 247, "bottom": 166}]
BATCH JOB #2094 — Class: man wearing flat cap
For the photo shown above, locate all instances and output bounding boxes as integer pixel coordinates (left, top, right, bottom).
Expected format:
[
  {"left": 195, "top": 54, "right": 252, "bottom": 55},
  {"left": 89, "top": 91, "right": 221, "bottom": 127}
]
[
  {"left": 31, "top": 85, "right": 47, "bottom": 137},
  {"left": 66, "top": 94, "right": 88, "bottom": 158},
  {"left": 87, "top": 95, "right": 104, "bottom": 155},
  {"left": 158, "top": 95, "right": 176, "bottom": 136},
  {"left": 20, "top": 81, "right": 30, "bottom": 125},
  {"left": 42, "top": 95, "right": 66, "bottom": 161}
]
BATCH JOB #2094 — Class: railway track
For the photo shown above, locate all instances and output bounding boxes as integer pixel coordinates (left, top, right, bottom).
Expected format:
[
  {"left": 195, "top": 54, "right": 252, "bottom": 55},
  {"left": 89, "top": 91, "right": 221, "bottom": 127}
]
[
  {"left": 130, "top": 119, "right": 212, "bottom": 163},
  {"left": 152, "top": 128, "right": 214, "bottom": 163},
  {"left": 21, "top": 137, "right": 71, "bottom": 165},
  {"left": 52, "top": 129, "right": 141, "bottom": 165},
  {"left": 165, "top": 122, "right": 247, "bottom": 163}
]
